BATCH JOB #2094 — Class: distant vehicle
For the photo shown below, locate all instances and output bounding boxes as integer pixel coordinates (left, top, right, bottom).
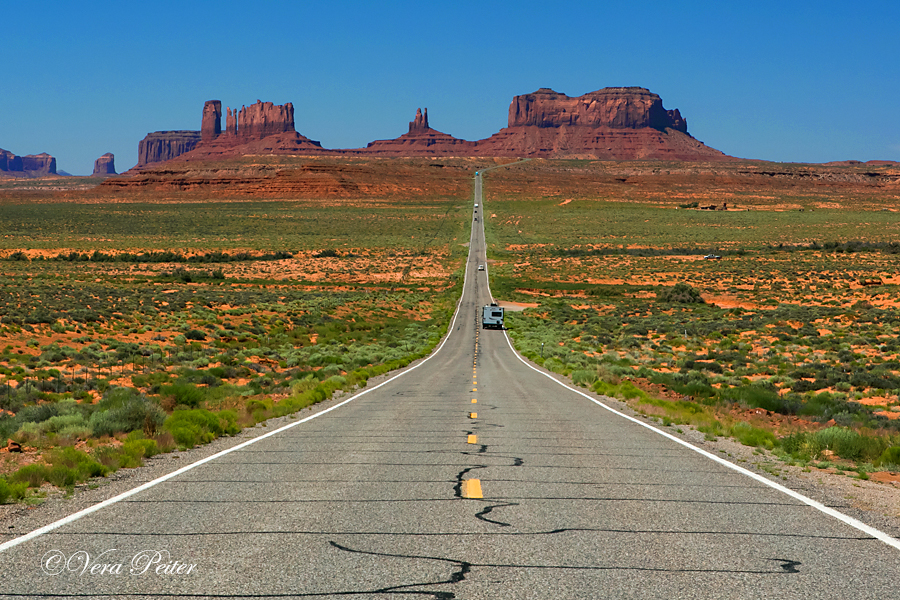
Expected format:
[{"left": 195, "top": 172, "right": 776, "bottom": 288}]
[
  {"left": 478, "top": 264, "right": 485, "bottom": 271},
  {"left": 474, "top": 203, "right": 479, "bottom": 208},
  {"left": 482, "top": 303, "right": 504, "bottom": 329},
  {"left": 704, "top": 254, "right": 722, "bottom": 260}
]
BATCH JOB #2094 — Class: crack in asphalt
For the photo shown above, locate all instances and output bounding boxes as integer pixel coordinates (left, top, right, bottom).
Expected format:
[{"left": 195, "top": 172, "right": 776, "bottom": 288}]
[{"left": 474, "top": 502, "right": 519, "bottom": 527}]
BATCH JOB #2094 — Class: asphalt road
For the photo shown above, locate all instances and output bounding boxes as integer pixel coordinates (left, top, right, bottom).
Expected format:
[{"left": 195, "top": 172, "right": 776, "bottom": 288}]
[{"left": 1, "top": 173, "right": 899, "bottom": 598}]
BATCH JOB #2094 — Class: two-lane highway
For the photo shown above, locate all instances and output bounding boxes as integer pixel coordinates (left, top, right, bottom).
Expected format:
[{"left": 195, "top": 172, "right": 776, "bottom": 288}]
[{"left": 1, "top": 172, "right": 899, "bottom": 598}]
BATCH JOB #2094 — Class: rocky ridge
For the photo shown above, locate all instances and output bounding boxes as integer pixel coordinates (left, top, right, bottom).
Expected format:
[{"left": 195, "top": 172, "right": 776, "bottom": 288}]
[{"left": 128, "top": 87, "right": 733, "bottom": 169}]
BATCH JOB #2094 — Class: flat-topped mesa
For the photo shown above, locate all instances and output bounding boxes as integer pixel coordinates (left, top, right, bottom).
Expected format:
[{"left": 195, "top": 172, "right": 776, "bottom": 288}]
[
  {"left": 21, "top": 153, "right": 56, "bottom": 175},
  {"left": 137, "top": 131, "right": 201, "bottom": 166},
  {"left": 409, "top": 108, "right": 429, "bottom": 133},
  {"left": 225, "top": 100, "right": 295, "bottom": 141},
  {"left": 508, "top": 87, "right": 688, "bottom": 132},
  {"left": 201, "top": 100, "right": 222, "bottom": 142},
  {"left": 0, "top": 149, "right": 57, "bottom": 176}
]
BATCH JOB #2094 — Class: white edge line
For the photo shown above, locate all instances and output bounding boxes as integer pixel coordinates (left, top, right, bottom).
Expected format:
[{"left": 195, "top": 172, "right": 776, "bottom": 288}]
[
  {"left": 478, "top": 171, "right": 900, "bottom": 552},
  {"left": 0, "top": 202, "right": 478, "bottom": 554}
]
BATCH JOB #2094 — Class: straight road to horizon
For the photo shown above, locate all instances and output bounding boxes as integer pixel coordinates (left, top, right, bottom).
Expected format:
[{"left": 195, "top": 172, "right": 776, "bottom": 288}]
[{"left": 2, "top": 173, "right": 899, "bottom": 598}]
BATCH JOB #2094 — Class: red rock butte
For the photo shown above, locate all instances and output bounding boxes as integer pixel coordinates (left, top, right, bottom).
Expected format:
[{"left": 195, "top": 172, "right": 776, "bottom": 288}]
[
  {"left": 0, "top": 149, "right": 57, "bottom": 177},
  {"left": 131, "top": 86, "right": 734, "bottom": 168}
]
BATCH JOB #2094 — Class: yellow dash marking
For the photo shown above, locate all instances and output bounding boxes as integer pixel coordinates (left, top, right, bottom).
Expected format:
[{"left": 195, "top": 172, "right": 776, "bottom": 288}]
[
  {"left": 471, "top": 399, "right": 477, "bottom": 403},
  {"left": 462, "top": 479, "right": 483, "bottom": 499},
  {"left": 469, "top": 412, "right": 477, "bottom": 418},
  {"left": 472, "top": 388, "right": 477, "bottom": 391},
  {"left": 467, "top": 434, "right": 477, "bottom": 444}
]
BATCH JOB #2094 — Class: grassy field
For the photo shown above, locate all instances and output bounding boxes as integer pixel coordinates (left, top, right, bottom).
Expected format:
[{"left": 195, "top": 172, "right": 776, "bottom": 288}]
[
  {"left": 482, "top": 164, "right": 900, "bottom": 476},
  {"left": 0, "top": 190, "right": 471, "bottom": 503}
]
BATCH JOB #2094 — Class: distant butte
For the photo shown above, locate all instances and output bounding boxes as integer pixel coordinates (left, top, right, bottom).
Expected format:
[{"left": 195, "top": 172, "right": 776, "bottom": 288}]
[
  {"left": 126, "top": 86, "right": 734, "bottom": 169},
  {"left": 92, "top": 152, "right": 117, "bottom": 176},
  {"left": 364, "top": 108, "right": 477, "bottom": 156},
  {"left": 0, "top": 148, "right": 57, "bottom": 177}
]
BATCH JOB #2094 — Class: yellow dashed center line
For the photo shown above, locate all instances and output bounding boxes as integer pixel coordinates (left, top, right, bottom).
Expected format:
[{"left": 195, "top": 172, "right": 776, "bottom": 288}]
[
  {"left": 471, "top": 398, "right": 477, "bottom": 403},
  {"left": 469, "top": 412, "right": 477, "bottom": 419},
  {"left": 467, "top": 434, "right": 477, "bottom": 444},
  {"left": 461, "top": 479, "right": 483, "bottom": 499}
]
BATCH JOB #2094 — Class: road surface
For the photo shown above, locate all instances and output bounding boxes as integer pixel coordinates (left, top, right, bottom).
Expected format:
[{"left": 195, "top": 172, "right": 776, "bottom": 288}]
[{"left": 1, "top": 172, "right": 899, "bottom": 598}]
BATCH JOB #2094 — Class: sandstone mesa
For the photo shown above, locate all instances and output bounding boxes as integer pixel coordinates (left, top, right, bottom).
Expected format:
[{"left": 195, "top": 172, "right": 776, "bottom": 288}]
[
  {"left": 0, "top": 149, "right": 57, "bottom": 177},
  {"left": 131, "top": 86, "right": 733, "bottom": 169}
]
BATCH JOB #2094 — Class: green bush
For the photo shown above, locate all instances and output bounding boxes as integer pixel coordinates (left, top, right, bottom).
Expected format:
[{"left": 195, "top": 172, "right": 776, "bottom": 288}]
[
  {"left": 815, "top": 426, "right": 886, "bottom": 462},
  {"left": 9, "top": 464, "right": 49, "bottom": 487},
  {"left": 572, "top": 369, "right": 597, "bottom": 387},
  {"left": 658, "top": 282, "right": 705, "bottom": 304},
  {"left": 89, "top": 388, "right": 166, "bottom": 437},
  {"left": 45, "top": 447, "right": 108, "bottom": 488},
  {"left": 0, "top": 478, "right": 28, "bottom": 503},
  {"left": 780, "top": 431, "right": 824, "bottom": 460},
  {"left": 159, "top": 383, "right": 205, "bottom": 408},
  {"left": 164, "top": 409, "right": 239, "bottom": 449},
  {"left": 730, "top": 422, "right": 776, "bottom": 449},
  {"left": 877, "top": 446, "right": 900, "bottom": 470}
]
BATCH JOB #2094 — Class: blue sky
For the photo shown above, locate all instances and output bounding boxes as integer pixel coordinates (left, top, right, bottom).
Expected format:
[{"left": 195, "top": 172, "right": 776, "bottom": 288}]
[{"left": 2, "top": 1, "right": 898, "bottom": 174}]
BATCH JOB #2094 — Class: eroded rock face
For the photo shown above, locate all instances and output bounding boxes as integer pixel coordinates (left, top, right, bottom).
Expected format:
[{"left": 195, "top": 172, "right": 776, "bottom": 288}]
[
  {"left": 19, "top": 153, "right": 57, "bottom": 175},
  {"left": 0, "top": 149, "right": 57, "bottom": 175},
  {"left": 201, "top": 100, "right": 222, "bottom": 142},
  {"left": 92, "top": 153, "right": 116, "bottom": 176},
  {"left": 507, "top": 87, "right": 688, "bottom": 131},
  {"left": 409, "top": 107, "right": 429, "bottom": 132},
  {"left": 0, "top": 148, "right": 24, "bottom": 172},
  {"left": 365, "top": 108, "right": 477, "bottom": 156},
  {"left": 476, "top": 86, "right": 731, "bottom": 160},
  {"left": 228, "top": 100, "right": 295, "bottom": 140},
  {"left": 137, "top": 131, "right": 201, "bottom": 166}
]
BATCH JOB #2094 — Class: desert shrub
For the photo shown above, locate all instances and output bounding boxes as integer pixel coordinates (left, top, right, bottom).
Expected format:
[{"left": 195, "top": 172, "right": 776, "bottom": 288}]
[
  {"left": 658, "top": 283, "right": 705, "bottom": 304},
  {"left": 158, "top": 382, "right": 205, "bottom": 408},
  {"left": 722, "top": 384, "right": 800, "bottom": 415},
  {"left": 0, "top": 478, "right": 28, "bottom": 503},
  {"left": 572, "top": 369, "right": 597, "bottom": 387},
  {"left": 780, "top": 432, "right": 824, "bottom": 460},
  {"left": 815, "top": 427, "right": 886, "bottom": 462},
  {"left": 9, "top": 464, "right": 49, "bottom": 488},
  {"left": 89, "top": 388, "right": 166, "bottom": 436},
  {"left": 164, "top": 409, "right": 239, "bottom": 449},
  {"left": 877, "top": 446, "right": 900, "bottom": 470},
  {"left": 44, "top": 447, "right": 107, "bottom": 488},
  {"left": 730, "top": 422, "right": 776, "bottom": 449}
]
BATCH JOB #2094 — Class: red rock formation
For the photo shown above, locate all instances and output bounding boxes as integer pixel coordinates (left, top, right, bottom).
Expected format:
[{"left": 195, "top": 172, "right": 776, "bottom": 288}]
[
  {"left": 129, "top": 88, "right": 729, "bottom": 166},
  {"left": 477, "top": 87, "right": 731, "bottom": 161},
  {"left": 231, "top": 100, "right": 295, "bottom": 140},
  {"left": 22, "top": 153, "right": 57, "bottom": 175},
  {"left": 0, "top": 148, "right": 24, "bottom": 173},
  {"left": 137, "top": 131, "right": 201, "bottom": 166},
  {"left": 409, "top": 107, "right": 428, "bottom": 132},
  {"left": 363, "top": 108, "right": 477, "bottom": 156},
  {"left": 506, "top": 87, "right": 687, "bottom": 131},
  {"left": 226, "top": 107, "right": 237, "bottom": 136},
  {"left": 1, "top": 150, "right": 57, "bottom": 176},
  {"left": 92, "top": 153, "right": 116, "bottom": 176},
  {"left": 201, "top": 100, "right": 222, "bottom": 142}
]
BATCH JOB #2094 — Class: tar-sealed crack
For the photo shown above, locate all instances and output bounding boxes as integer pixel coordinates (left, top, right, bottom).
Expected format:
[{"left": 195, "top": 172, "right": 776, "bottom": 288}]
[{"left": 474, "top": 502, "right": 519, "bottom": 527}]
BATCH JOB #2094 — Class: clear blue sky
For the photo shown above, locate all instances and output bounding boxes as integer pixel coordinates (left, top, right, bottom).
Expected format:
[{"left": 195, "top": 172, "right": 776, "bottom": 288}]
[{"left": 2, "top": 1, "right": 898, "bottom": 174}]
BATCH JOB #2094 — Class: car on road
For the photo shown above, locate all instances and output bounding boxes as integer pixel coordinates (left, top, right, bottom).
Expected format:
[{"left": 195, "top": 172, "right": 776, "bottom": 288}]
[
  {"left": 704, "top": 254, "right": 722, "bottom": 260},
  {"left": 478, "top": 264, "right": 485, "bottom": 271}
]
